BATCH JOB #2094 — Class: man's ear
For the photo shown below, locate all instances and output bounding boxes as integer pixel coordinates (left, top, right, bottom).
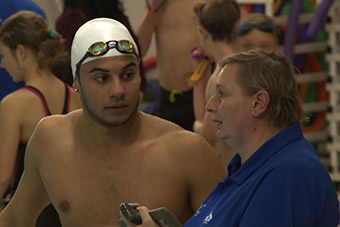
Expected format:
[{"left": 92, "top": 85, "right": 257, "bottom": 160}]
[
  {"left": 251, "top": 90, "right": 270, "bottom": 117},
  {"left": 73, "top": 76, "right": 79, "bottom": 91},
  {"left": 199, "top": 26, "right": 209, "bottom": 40}
]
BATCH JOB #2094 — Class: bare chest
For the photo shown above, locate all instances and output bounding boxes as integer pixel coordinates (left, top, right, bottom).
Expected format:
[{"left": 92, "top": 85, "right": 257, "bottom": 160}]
[{"left": 39, "top": 146, "right": 190, "bottom": 226}]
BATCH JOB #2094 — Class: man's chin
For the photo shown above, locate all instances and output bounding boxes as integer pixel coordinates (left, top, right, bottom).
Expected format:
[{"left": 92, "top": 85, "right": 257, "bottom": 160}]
[{"left": 216, "top": 131, "right": 225, "bottom": 140}]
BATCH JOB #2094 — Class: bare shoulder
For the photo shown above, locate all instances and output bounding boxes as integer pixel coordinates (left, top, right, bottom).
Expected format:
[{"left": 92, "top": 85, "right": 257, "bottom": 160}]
[
  {"left": 142, "top": 113, "right": 217, "bottom": 156},
  {"left": 25, "top": 109, "right": 81, "bottom": 163},
  {"left": 0, "top": 89, "right": 39, "bottom": 125},
  {"left": 141, "top": 115, "right": 226, "bottom": 208},
  {"left": 1, "top": 89, "right": 34, "bottom": 111},
  {"left": 30, "top": 109, "right": 81, "bottom": 144},
  {"left": 38, "top": 108, "right": 80, "bottom": 124},
  {"left": 142, "top": 113, "right": 195, "bottom": 138},
  {"left": 142, "top": 113, "right": 184, "bottom": 133},
  {"left": 2, "top": 88, "right": 52, "bottom": 114}
]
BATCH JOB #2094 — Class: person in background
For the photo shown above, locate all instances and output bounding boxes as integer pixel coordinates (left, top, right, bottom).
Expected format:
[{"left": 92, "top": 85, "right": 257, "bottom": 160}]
[
  {"left": 55, "top": 0, "right": 147, "bottom": 94},
  {"left": 121, "top": 49, "right": 339, "bottom": 227},
  {"left": 191, "top": 0, "right": 240, "bottom": 169},
  {"left": 0, "top": 0, "right": 46, "bottom": 101},
  {"left": 51, "top": 52, "right": 74, "bottom": 86},
  {"left": 0, "top": 17, "right": 225, "bottom": 227},
  {"left": 0, "top": 11, "right": 81, "bottom": 226},
  {"left": 232, "top": 13, "right": 282, "bottom": 52},
  {"left": 137, "top": 0, "right": 204, "bottom": 131}
]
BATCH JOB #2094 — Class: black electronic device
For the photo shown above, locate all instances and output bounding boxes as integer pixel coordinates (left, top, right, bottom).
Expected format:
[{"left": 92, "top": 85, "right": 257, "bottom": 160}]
[{"left": 119, "top": 203, "right": 182, "bottom": 227}]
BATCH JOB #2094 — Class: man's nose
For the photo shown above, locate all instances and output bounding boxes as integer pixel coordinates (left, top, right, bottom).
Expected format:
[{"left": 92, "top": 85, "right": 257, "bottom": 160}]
[
  {"left": 206, "top": 94, "right": 218, "bottom": 112},
  {"left": 108, "top": 78, "right": 125, "bottom": 98}
]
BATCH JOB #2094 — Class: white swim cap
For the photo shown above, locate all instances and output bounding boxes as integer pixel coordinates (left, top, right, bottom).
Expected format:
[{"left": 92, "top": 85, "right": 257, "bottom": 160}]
[{"left": 71, "top": 18, "right": 139, "bottom": 78}]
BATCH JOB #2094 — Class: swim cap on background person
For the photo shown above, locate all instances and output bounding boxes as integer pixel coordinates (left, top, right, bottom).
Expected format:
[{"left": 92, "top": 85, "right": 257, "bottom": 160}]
[{"left": 71, "top": 18, "right": 139, "bottom": 77}]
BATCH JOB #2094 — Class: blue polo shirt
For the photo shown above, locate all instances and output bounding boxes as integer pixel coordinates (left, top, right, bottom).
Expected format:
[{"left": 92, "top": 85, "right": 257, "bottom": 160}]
[
  {"left": 0, "top": 0, "right": 46, "bottom": 101},
  {"left": 184, "top": 123, "right": 339, "bottom": 227}
]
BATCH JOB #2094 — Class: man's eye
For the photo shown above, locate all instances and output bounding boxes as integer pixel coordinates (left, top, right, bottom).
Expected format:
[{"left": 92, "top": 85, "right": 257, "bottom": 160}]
[
  {"left": 217, "top": 90, "right": 228, "bottom": 101},
  {"left": 121, "top": 71, "right": 135, "bottom": 80},
  {"left": 94, "top": 75, "right": 109, "bottom": 82},
  {"left": 217, "top": 90, "right": 224, "bottom": 97}
]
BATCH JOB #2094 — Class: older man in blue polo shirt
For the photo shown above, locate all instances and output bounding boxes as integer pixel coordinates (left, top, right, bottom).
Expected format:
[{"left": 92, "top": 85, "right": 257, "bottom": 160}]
[{"left": 123, "top": 49, "right": 339, "bottom": 227}]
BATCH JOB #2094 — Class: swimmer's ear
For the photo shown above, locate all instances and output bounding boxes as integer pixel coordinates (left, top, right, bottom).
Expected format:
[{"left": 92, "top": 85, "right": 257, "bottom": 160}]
[
  {"left": 15, "top": 44, "right": 27, "bottom": 67},
  {"left": 73, "top": 76, "right": 79, "bottom": 92}
]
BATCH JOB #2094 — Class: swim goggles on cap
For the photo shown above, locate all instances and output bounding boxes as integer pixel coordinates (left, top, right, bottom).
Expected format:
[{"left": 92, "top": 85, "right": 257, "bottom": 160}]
[
  {"left": 76, "top": 40, "right": 139, "bottom": 73},
  {"left": 239, "top": 22, "right": 273, "bottom": 36}
]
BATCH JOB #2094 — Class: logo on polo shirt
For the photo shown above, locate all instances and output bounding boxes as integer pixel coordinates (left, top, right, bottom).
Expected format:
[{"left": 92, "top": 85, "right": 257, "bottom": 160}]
[
  {"left": 194, "top": 203, "right": 206, "bottom": 216},
  {"left": 204, "top": 211, "right": 213, "bottom": 224}
]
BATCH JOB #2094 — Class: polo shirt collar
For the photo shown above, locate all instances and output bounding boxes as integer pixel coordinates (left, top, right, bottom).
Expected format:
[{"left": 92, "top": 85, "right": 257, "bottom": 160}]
[{"left": 226, "top": 123, "right": 304, "bottom": 185}]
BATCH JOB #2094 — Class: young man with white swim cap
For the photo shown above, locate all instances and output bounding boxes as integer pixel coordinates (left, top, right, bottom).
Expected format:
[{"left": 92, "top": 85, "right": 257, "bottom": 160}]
[{"left": 0, "top": 18, "right": 225, "bottom": 227}]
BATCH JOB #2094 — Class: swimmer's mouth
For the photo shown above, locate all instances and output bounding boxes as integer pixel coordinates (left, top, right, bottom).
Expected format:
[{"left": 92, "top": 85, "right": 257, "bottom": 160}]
[{"left": 105, "top": 104, "right": 128, "bottom": 110}]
